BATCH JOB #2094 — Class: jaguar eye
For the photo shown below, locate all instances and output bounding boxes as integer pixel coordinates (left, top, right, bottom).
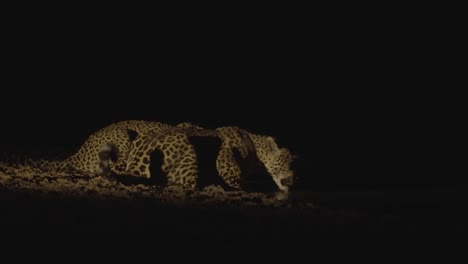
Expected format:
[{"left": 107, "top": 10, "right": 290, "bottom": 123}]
[{"left": 280, "top": 178, "right": 292, "bottom": 186}]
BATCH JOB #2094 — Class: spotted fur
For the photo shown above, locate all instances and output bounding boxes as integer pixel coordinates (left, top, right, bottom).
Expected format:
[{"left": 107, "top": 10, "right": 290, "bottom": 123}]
[
  {"left": 42, "top": 120, "right": 173, "bottom": 175},
  {"left": 216, "top": 126, "right": 295, "bottom": 191},
  {"left": 40, "top": 120, "right": 294, "bottom": 192},
  {"left": 125, "top": 125, "right": 219, "bottom": 190},
  {"left": 247, "top": 133, "right": 295, "bottom": 191},
  {"left": 124, "top": 125, "right": 295, "bottom": 192}
]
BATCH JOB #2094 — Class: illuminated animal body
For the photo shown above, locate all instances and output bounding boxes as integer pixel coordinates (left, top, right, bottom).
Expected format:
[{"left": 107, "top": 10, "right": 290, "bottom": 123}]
[
  {"left": 40, "top": 120, "right": 295, "bottom": 192},
  {"left": 125, "top": 125, "right": 295, "bottom": 192},
  {"left": 41, "top": 120, "right": 172, "bottom": 176}
]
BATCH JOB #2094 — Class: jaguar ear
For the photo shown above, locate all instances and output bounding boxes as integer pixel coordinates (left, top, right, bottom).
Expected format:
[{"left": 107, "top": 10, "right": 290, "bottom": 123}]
[{"left": 266, "top": 136, "right": 280, "bottom": 153}]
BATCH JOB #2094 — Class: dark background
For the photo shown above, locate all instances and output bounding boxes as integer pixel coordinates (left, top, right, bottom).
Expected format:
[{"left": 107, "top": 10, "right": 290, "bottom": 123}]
[
  {"left": 0, "top": 6, "right": 463, "bottom": 193},
  {"left": 0, "top": 5, "right": 466, "bottom": 240}
]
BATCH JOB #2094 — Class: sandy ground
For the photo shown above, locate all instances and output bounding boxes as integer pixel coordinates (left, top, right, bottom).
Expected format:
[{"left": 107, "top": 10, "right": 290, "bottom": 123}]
[
  {"left": 1, "top": 161, "right": 467, "bottom": 236},
  {"left": 0, "top": 161, "right": 298, "bottom": 207}
]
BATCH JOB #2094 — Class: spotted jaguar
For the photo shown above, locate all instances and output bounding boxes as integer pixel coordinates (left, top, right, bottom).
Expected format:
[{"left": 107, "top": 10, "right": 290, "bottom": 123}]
[{"left": 124, "top": 125, "right": 295, "bottom": 192}]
